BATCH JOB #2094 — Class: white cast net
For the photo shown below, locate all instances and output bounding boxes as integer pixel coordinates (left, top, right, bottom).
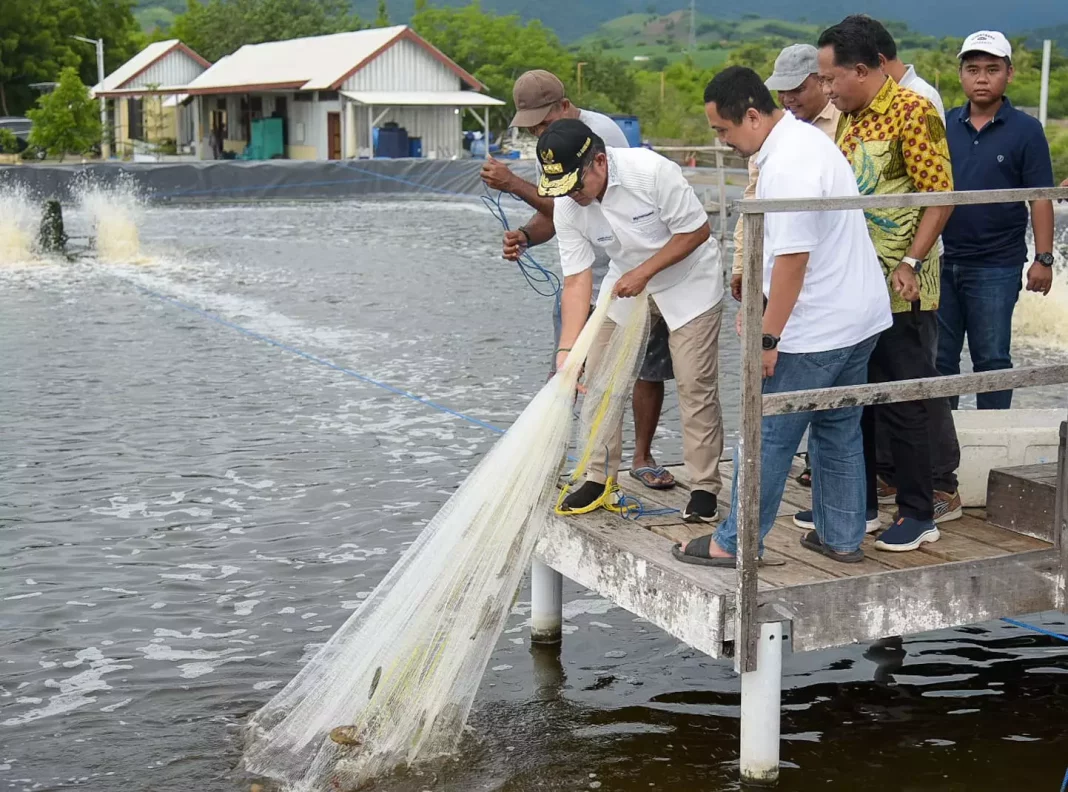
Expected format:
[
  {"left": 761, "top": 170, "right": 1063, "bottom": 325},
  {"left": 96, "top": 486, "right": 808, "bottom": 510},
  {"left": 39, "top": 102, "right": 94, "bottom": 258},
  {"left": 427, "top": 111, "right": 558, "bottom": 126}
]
[{"left": 242, "top": 289, "right": 650, "bottom": 791}]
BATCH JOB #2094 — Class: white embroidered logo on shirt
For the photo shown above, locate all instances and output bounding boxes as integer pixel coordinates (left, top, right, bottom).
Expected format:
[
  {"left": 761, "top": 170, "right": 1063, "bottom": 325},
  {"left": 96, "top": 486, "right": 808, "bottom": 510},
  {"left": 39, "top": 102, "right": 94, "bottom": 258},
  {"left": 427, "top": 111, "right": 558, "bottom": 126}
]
[{"left": 997, "top": 154, "right": 1005, "bottom": 163}]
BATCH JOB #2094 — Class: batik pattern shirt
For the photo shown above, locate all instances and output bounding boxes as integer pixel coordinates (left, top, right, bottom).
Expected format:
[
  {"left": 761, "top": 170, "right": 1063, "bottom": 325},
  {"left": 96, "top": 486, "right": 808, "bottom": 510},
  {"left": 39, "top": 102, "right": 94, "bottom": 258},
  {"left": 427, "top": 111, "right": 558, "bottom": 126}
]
[{"left": 835, "top": 78, "right": 954, "bottom": 312}]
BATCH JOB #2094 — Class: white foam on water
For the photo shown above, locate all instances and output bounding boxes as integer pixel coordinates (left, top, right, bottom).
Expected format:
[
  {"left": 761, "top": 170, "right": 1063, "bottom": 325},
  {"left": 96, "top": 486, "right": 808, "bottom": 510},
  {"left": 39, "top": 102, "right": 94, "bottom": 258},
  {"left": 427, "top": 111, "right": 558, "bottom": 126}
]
[
  {"left": 0, "top": 184, "right": 37, "bottom": 266},
  {"left": 1015, "top": 235, "right": 1068, "bottom": 351},
  {"left": 75, "top": 182, "right": 147, "bottom": 264},
  {"left": 2, "top": 649, "right": 132, "bottom": 727}
]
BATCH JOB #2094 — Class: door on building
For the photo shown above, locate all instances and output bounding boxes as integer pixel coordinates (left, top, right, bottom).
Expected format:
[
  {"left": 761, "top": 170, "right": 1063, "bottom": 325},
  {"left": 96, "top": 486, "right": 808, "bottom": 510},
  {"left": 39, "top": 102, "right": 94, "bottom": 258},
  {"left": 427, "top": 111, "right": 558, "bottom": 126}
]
[{"left": 327, "top": 112, "right": 341, "bottom": 160}]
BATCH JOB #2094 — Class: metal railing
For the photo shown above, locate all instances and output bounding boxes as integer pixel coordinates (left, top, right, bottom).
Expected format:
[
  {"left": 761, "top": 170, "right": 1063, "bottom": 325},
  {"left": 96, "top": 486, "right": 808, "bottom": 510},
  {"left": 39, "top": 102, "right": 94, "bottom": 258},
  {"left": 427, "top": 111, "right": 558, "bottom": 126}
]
[
  {"left": 733, "top": 185, "right": 1068, "bottom": 673},
  {"left": 653, "top": 143, "right": 735, "bottom": 242}
]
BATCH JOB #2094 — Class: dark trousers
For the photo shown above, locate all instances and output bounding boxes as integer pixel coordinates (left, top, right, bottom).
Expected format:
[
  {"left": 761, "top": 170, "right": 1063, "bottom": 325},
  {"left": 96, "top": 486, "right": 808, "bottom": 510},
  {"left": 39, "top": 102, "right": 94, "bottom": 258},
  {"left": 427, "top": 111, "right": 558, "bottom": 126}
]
[
  {"left": 936, "top": 261, "right": 1022, "bottom": 410},
  {"left": 863, "top": 310, "right": 960, "bottom": 521},
  {"left": 875, "top": 309, "right": 959, "bottom": 493}
]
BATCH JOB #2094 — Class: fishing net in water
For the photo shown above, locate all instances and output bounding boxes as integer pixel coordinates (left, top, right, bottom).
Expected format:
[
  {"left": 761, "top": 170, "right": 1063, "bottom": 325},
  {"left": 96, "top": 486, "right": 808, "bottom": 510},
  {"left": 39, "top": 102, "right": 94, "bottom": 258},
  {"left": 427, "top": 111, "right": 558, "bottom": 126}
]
[{"left": 243, "top": 290, "right": 650, "bottom": 791}]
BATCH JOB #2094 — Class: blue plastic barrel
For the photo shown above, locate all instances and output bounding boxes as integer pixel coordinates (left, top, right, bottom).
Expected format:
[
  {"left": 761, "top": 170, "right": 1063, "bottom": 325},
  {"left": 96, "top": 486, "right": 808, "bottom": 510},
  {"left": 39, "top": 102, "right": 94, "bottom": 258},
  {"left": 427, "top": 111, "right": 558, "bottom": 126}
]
[{"left": 609, "top": 114, "right": 642, "bottom": 148}]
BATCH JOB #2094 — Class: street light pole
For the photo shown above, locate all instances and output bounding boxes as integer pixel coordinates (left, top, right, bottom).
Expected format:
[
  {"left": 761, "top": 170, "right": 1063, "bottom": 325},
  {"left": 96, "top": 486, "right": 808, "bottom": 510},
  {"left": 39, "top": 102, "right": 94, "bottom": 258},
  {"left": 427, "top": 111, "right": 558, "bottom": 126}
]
[{"left": 71, "top": 35, "right": 110, "bottom": 160}]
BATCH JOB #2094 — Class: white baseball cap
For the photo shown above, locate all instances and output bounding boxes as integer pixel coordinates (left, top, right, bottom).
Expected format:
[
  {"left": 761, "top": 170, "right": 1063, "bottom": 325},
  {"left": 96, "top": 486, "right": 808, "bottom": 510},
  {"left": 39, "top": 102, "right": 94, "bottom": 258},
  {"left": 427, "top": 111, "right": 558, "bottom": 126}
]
[{"left": 959, "top": 30, "right": 1013, "bottom": 62}]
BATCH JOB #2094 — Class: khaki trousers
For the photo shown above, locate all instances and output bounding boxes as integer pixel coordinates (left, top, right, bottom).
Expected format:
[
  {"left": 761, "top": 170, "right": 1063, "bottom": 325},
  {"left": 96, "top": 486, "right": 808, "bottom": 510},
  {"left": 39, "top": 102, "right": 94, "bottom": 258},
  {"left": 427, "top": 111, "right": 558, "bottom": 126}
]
[{"left": 586, "top": 301, "right": 724, "bottom": 493}]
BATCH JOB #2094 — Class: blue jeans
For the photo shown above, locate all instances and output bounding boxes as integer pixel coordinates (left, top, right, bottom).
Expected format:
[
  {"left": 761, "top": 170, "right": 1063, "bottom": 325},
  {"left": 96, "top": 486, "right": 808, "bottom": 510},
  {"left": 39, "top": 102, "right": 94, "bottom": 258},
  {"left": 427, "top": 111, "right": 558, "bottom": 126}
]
[
  {"left": 714, "top": 335, "right": 879, "bottom": 556},
  {"left": 936, "top": 262, "right": 1022, "bottom": 410}
]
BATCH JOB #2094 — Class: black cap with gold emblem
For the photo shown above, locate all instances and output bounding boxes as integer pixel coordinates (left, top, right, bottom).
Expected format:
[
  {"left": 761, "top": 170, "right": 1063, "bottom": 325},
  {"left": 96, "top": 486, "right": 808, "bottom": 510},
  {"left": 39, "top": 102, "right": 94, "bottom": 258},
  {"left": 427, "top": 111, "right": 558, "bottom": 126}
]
[{"left": 536, "top": 119, "right": 602, "bottom": 198}]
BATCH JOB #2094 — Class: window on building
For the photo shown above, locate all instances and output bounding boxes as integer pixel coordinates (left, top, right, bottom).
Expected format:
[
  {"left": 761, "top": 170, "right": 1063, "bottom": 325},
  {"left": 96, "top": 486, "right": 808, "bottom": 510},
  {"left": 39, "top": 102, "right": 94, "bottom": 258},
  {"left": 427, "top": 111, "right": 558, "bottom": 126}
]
[{"left": 318, "top": 90, "right": 339, "bottom": 101}]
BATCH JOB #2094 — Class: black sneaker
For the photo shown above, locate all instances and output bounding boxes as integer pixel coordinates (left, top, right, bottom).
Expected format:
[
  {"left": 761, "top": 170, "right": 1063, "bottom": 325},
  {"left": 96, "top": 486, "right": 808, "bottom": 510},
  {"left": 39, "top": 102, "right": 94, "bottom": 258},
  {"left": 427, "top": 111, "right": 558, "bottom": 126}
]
[
  {"left": 559, "top": 481, "right": 609, "bottom": 515},
  {"left": 682, "top": 490, "right": 719, "bottom": 523}
]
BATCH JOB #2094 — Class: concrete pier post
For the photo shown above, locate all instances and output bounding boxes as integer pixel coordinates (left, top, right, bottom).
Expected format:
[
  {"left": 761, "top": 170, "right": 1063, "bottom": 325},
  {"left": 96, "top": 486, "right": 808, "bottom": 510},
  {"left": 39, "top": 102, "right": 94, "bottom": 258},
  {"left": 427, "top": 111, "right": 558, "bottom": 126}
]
[
  {"left": 739, "top": 620, "right": 783, "bottom": 785},
  {"left": 530, "top": 560, "right": 563, "bottom": 644}
]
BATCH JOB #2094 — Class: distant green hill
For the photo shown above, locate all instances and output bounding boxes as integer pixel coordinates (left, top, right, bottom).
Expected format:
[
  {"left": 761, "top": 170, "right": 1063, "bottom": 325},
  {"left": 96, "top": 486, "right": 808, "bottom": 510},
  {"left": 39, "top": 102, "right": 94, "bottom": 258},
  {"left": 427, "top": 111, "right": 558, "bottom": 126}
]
[
  {"left": 574, "top": 11, "right": 940, "bottom": 69},
  {"left": 134, "top": 0, "right": 1068, "bottom": 39},
  {"left": 1025, "top": 24, "right": 1068, "bottom": 51}
]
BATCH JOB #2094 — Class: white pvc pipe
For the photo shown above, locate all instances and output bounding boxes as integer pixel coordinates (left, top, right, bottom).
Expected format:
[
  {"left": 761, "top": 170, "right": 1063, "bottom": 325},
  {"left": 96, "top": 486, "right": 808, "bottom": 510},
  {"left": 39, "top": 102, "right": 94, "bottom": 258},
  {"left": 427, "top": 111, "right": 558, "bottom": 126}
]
[
  {"left": 739, "top": 621, "right": 783, "bottom": 785},
  {"left": 530, "top": 560, "right": 563, "bottom": 644},
  {"left": 1039, "top": 40, "right": 1052, "bottom": 128}
]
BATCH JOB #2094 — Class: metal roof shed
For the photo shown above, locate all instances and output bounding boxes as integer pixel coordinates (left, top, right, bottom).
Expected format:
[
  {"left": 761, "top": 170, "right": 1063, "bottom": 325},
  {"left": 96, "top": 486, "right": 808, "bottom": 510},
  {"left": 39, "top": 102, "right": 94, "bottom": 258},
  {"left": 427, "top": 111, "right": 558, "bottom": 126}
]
[
  {"left": 177, "top": 27, "right": 502, "bottom": 161},
  {"left": 340, "top": 91, "right": 505, "bottom": 160}
]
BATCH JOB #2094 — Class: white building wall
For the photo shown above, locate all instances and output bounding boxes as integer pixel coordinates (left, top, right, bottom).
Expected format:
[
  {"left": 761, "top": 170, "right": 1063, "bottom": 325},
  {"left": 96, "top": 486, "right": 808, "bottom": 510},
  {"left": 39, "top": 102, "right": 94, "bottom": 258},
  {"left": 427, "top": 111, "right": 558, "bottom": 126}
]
[
  {"left": 128, "top": 51, "right": 206, "bottom": 90},
  {"left": 354, "top": 105, "right": 463, "bottom": 160},
  {"left": 287, "top": 96, "right": 340, "bottom": 159},
  {"left": 343, "top": 38, "right": 461, "bottom": 92}
]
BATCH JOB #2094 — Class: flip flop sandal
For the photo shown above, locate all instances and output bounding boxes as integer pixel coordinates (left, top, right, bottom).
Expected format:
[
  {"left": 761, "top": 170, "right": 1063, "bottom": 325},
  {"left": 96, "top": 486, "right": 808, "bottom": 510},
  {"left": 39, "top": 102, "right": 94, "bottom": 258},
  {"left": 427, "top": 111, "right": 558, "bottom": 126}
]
[
  {"left": 671, "top": 536, "right": 786, "bottom": 567},
  {"left": 671, "top": 534, "right": 735, "bottom": 567},
  {"left": 796, "top": 467, "right": 812, "bottom": 488},
  {"left": 629, "top": 465, "right": 677, "bottom": 490},
  {"left": 798, "top": 530, "right": 865, "bottom": 564}
]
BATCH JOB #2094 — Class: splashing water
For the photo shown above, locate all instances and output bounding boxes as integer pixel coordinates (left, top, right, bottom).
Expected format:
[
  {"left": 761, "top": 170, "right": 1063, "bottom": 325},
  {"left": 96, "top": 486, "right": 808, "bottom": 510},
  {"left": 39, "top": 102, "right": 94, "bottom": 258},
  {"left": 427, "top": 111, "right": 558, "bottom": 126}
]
[
  {"left": 1014, "top": 227, "right": 1068, "bottom": 350},
  {"left": 0, "top": 185, "right": 37, "bottom": 266},
  {"left": 77, "top": 183, "right": 147, "bottom": 264}
]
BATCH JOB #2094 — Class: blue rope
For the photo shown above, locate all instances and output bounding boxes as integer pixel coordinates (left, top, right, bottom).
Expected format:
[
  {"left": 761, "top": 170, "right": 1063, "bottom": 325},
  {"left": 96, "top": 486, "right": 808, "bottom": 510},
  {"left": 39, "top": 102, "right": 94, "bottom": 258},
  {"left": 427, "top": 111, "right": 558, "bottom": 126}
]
[
  {"left": 1060, "top": 766, "right": 1067, "bottom": 792},
  {"left": 479, "top": 188, "right": 561, "bottom": 298},
  {"left": 1000, "top": 617, "right": 1068, "bottom": 644},
  {"left": 615, "top": 493, "right": 681, "bottom": 521},
  {"left": 133, "top": 284, "right": 507, "bottom": 436}
]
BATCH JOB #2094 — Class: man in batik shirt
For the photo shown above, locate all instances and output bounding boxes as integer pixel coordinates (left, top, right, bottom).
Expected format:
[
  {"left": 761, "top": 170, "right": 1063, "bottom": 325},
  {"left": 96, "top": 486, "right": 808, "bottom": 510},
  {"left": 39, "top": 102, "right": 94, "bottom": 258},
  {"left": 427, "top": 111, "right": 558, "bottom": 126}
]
[{"left": 815, "top": 17, "right": 962, "bottom": 553}]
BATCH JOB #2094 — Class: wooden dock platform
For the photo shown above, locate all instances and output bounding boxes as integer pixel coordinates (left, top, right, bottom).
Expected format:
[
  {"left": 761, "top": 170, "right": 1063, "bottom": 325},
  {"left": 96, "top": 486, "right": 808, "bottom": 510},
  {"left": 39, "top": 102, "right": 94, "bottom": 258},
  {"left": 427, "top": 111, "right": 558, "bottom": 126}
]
[{"left": 535, "top": 458, "right": 1059, "bottom": 659}]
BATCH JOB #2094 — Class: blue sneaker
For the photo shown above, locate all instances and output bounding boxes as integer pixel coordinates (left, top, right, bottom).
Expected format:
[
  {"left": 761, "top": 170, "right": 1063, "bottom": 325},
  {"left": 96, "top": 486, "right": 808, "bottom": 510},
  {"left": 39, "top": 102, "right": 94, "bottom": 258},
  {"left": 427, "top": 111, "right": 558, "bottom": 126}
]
[
  {"left": 874, "top": 517, "right": 940, "bottom": 552},
  {"left": 793, "top": 509, "right": 882, "bottom": 534}
]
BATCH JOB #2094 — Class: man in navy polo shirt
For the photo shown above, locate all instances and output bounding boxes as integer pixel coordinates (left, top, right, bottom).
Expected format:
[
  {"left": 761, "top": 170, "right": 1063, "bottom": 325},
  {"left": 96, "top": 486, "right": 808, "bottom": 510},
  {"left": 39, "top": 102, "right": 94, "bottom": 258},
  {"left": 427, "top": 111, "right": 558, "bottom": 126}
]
[{"left": 938, "top": 30, "right": 1056, "bottom": 410}]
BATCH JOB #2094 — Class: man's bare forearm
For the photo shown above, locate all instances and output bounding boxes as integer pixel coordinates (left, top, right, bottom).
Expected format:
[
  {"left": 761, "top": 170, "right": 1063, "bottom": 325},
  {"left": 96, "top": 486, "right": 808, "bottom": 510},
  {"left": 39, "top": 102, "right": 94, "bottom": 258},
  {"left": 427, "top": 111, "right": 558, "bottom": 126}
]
[
  {"left": 507, "top": 177, "right": 557, "bottom": 217},
  {"left": 1031, "top": 199, "right": 1055, "bottom": 254},
  {"left": 558, "top": 269, "right": 594, "bottom": 351},
  {"left": 633, "top": 224, "right": 711, "bottom": 282},
  {"left": 907, "top": 205, "right": 953, "bottom": 260},
  {"left": 522, "top": 210, "right": 556, "bottom": 246}
]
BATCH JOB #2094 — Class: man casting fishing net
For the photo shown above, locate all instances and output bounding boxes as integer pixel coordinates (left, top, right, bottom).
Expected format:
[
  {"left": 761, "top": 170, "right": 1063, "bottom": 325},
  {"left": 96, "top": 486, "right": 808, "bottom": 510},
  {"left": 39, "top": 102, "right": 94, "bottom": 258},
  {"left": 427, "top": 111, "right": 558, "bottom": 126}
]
[{"left": 541, "top": 118, "right": 727, "bottom": 524}]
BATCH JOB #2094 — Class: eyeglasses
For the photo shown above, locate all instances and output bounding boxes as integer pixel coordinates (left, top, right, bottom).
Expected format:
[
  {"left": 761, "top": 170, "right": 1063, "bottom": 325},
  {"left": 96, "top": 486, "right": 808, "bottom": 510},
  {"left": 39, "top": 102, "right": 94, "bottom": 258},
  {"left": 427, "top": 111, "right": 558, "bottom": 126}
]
[{"left": 567, "top": 154, "right": 596, "bottom": 196}]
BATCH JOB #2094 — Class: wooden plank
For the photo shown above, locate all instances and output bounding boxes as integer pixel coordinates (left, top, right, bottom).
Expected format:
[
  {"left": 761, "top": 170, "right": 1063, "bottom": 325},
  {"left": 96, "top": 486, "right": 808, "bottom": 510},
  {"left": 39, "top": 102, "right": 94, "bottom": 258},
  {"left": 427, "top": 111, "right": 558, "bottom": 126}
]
[
  {"left": 535, "top": 516, "right": 739, "bottom": 658},
  {"left": 739, "top": 186, "right": 1068, "bottom": 214},
  {"left": 987, "top": 464, "right": 1058, "bottom": 542},
  {"left": 940, "top": 512, "right": 1051, "bottom": 553},
  {"left": 766, "top": 518, "right": 899, "bottom": 577},
  {"left": 760, "top": 549, "right": 1060, "bottom": 653},
  {"left": 736, "top": 211, "right": 765, "bottom": 673},
  {"left": 762, "top": 365, "right": 1068, "bottom": 416}
]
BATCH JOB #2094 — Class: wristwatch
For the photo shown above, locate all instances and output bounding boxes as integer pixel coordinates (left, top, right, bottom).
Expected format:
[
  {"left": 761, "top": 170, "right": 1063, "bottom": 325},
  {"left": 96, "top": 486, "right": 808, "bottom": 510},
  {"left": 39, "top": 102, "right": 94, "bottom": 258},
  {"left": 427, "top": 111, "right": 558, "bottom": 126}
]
[
  {"left": 762, "top": 333, "right": 780, "bottom": 351},
  {"left": 901, "top": 255, "right": 923, "bottom": 273},
  {"left": 1035, "top": 252, "right": 1055, "bottom": 267}
]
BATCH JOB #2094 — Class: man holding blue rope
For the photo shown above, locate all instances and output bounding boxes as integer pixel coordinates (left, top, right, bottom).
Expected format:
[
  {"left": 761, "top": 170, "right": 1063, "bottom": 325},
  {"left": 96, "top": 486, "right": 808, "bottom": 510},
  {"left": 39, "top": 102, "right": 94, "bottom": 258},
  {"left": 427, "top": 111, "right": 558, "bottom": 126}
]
[{"left": 481, "top": 69, "right": 678, "bottom": 492}]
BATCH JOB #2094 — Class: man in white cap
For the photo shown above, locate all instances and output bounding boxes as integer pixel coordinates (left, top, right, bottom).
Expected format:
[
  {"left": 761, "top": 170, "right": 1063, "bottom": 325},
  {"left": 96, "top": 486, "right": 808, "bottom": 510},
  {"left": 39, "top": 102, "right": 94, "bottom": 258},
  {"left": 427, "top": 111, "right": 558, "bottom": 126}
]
[
  {"left": 730, "top": 44, "right": 841, "bottom": 302},
  {"left": 480, "top": 70, "right": 680, "bottom": 492},
  {"left": 937, "top": 31, "right": 1055, "bottom": 411}
]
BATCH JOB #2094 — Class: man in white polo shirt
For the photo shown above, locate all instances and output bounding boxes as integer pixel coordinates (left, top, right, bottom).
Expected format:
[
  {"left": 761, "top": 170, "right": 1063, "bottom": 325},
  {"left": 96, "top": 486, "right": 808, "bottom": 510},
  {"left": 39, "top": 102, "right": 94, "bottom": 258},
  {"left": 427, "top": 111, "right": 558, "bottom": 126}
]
[
  {"left": 482, "top": 69, "right": 679, "bottom": 493},
  {"left": 676, "top": 66, "right": 892, "bottom": 566},
  {"left": 538, "top": 118, "right": 726, "bottom": 522}
]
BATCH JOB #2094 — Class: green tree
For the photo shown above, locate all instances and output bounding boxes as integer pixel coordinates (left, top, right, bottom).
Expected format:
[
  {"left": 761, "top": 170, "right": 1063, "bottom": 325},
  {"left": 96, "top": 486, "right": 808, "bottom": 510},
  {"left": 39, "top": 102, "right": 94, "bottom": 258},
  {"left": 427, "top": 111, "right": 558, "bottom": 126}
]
[
  {"left": 26, "top": 66, "right": 101, "bottom": 159},
  {"left": 374, "top": 0, "right": 389, "bottom": 27},
  {"left": 0, "top": 0, "right": 79, "bottom": 116},
  {"left": 170, "top": 0, "right": 363, "bottom": 62},
  {"left": 0, "top": 128, "right": 20, "bottom": 153},
  {"left": 411, "top": 1, "right": 574, "bottom": 126},
  {"left": 0, "top": 0, "right": 142, "bottom": 117}
]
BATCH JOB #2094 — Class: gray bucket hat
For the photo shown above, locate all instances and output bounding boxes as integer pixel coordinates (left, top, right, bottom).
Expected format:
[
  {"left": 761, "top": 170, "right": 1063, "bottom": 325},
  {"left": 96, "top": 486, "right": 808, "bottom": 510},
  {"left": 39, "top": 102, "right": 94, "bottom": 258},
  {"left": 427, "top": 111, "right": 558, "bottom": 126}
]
[{"left": 765, "top": 44, "right": 819, "bottom": 91}]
